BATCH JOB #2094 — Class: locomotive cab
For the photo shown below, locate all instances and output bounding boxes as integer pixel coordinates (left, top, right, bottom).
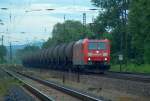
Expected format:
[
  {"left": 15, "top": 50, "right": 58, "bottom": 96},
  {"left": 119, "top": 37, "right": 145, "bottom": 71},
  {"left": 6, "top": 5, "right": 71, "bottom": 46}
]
[
  {"left": 87, "top": 39, "right": 110, "bottom": 63},
  {"left": 87, "top": 39, "right": 110, "bottom": 70},
  {"left": 73, "top": 38, "right": 110, "bottom": 71}
]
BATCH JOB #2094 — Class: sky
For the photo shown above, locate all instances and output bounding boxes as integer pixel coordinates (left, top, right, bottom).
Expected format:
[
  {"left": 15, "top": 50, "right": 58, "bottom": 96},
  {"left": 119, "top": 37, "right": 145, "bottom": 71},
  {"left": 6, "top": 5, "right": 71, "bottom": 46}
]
[{"left": 0, "top": 0, "right": 99, "bottom": 46}]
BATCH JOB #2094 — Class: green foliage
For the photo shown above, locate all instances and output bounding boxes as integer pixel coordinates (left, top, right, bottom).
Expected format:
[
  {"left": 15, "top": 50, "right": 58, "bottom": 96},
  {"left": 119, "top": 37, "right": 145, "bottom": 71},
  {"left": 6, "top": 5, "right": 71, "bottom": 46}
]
[
  {"left": 0, "top": 68, "right": 20, "bottom": 96},
  {"left": 128, "top": 0, "right": 150, "bottom": 64},
  {"left": 91, "top": 0, "right": 150, "bottom": 64},
  {"left": 111, "top": 64, "right": 150, "bottom": 73},
  {"left": 144, "top": 44, "right": 150, "bottom": 64},
  {"left": 0, "top": 78, "right": 20, "bottom": 96},
  {"left": 91, "top": 0, "right": 127, "bottom": 34},
  {"left": 52, "top": 20, "right": 93, "bottom": 42},
  {"left": 42, "top": 38, "right": 56, "bottom": 48},
  {"left": 91, "top": 0, "right": 130, "bottom": 63},
  {"left": 103, "top": 32, "right": 113, "bottom": 40},
  {"left": 43, "top": 20, "right": 93, "bottom": 48},
  {"left": 0, "top": 45, "right": 7, "bottom": 63}
]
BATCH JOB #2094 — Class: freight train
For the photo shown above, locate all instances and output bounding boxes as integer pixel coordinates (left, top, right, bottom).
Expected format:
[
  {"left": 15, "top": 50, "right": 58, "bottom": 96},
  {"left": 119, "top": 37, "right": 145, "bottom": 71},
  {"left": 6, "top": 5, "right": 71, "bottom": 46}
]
[{"left": 22, "top": 38, "right": 110, "bottom": 73}]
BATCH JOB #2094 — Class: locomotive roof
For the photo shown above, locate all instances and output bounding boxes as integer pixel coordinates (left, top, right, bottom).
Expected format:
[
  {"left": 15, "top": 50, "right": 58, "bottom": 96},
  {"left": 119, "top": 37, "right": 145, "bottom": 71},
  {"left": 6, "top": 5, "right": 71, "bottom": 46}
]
[{"left": 88, "top": 39, "right": 109, "bottom": 42}]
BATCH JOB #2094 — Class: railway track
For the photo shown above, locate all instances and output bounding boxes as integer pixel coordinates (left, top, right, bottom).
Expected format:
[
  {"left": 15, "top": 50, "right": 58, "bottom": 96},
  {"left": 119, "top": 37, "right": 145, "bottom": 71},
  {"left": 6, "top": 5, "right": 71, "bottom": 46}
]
[
  {"left": 2, "top": 68, "right": 104, "bottom": 101},
  {"left": 77, "top": 70, "right": 150, "bottom": 83},
  {"left": 15, "top": 66, "right": 150, "bottom": 83},
  {"left": 2, "top": 68, "right": 55, "bottom": 101},
  {"left": 40, "top": 69, "right": 150, "bottom": 83},
  {"left": 17, "top": 66, "right": 150, "bottom": 83},
  {"left": 81, "top": 71, "right": 150, "bottom": 83},
  {"left": 103, "top": 71, "right": 150, "bottom": 83},
  {"left": 109, "top": 71, "right": 150, "bottom": 76}
]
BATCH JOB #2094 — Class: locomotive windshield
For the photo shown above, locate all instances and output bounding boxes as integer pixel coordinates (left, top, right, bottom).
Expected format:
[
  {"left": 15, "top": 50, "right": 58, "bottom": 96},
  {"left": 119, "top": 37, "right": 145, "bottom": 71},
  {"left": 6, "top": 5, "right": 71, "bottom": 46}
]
[{"left": 88, "top": 42, "right": 106, "bottom": 50}]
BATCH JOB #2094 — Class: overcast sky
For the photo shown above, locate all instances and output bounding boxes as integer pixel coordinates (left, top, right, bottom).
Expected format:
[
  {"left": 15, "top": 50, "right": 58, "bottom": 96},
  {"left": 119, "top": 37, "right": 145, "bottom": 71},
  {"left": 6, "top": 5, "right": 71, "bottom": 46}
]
[{"left": 0, "top": 0, "right": 98, "bottom": 45}]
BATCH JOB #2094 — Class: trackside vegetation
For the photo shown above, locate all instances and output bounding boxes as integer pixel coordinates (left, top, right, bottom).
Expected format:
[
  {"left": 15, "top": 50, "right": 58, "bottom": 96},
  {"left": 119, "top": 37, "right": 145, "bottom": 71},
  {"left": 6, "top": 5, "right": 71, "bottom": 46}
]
[
  {"left": 0, "top": 68, "right": 20, "bottom": 98},
  {"left": 0, "top": 45, "right": 7, "bottom": 63},
  {"left": 0, "top": 78, "right": 19, "bottom": 96},
  {"left": 111, "top": 64, "right": 150, "bottom": 73}
]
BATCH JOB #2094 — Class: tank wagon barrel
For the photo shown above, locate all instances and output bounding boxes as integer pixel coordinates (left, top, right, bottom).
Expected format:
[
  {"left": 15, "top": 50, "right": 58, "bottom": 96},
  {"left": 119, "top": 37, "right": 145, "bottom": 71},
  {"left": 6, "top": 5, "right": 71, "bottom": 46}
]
[
  {"left": 58, "top": 44, "right": 66, "bottom": 65},
  {"left": 65, "top": 42, "right": 75, "bottom": 65},
  {"left": 47, "top": 47, "right": 53, "bottom": 65}
]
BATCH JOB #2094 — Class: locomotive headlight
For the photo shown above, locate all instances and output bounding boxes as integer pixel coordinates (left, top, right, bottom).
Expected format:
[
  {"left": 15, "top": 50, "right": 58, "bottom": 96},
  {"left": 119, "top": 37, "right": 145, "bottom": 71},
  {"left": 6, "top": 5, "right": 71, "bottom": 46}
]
[
  {"left": 104, "top": 58, "right": 108, "bottom": 61},
  {"left": 103, "top": 53, "right": 108, "bottom": 56},
  {"left": 88, "top": 57, "right": 91, "bottom": 61},
  {"left": 96, "top": 51, "right": 99, "bottom": 53}
]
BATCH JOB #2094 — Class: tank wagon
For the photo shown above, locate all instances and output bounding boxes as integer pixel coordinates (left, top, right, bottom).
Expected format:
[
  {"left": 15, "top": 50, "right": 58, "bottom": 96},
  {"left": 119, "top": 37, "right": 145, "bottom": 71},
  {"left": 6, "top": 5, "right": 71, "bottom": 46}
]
[{"left": 22, "top": 39, "right": 110, "bottom": 72}]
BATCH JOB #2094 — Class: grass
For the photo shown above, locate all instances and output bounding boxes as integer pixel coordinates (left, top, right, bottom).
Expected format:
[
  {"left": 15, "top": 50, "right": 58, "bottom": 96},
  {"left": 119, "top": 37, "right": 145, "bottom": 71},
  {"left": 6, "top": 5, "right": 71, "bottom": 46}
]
[
  {"left": 110, "top": 64, "right": 150, "bottom": 73},
  {"left": 0, "top": 67, "right": 21, "bottom": 97},
  {"left": 0, "top": 78, "right": 20, "bottom": 96}
]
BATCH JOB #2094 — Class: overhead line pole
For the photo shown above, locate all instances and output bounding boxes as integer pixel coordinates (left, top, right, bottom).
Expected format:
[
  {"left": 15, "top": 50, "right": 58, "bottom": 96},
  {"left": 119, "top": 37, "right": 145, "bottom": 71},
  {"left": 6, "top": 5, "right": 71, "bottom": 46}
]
[
  {"left": 83, "top": 13, "right": 86, "bottom": 26},
  {"left": 1, "top": 35, "right": 4, "bottom": 46},
  {"left": 9, "top": 42, "right": 12, "bottom": 64},
  {"left": 82, "top": 13, "right": 86, "bottom": 38}
]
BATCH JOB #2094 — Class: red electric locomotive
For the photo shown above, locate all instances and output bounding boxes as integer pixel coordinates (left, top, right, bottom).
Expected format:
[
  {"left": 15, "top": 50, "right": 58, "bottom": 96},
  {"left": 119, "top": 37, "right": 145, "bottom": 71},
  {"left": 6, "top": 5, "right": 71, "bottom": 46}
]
[{"left": 73, "top": 38, "right": 110, "bottom": 72}]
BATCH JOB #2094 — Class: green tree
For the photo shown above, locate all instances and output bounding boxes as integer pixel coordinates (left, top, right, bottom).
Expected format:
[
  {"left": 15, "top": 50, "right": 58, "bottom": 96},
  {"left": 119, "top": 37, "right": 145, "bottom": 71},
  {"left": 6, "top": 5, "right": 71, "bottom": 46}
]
[
  {"left": 128, "top": 0, "right": 150, "bottom": 64},
  {"left": 42, "top": 38, "right": 56, "bottom": 48},
  {"left": 91, "top": 0, "right": 130, "bottom": 63},
  {"left": 0, "top": 45, "right": 7, "bottom": 63},
  {"left": 43, "top": 20, "right": 93, "bottom": 48}
]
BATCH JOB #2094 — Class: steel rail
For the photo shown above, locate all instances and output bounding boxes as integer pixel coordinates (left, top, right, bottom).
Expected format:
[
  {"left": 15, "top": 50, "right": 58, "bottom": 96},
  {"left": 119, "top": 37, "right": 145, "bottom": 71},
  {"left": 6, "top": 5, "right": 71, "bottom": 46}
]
[
  {"left": 16, "top": 71, "right": 104, "bottom": 101},
  {"left": 108, "top": 71, "right": 150, "bottom": 76},
  {"left": 104, "top": 71, "right": 150, "bottom": 83},
  {"left": 23, "top": 66, "right": 150, "bottom": 83},
  {"left": 2, "top": 69, "right": 55, "bottom": 101}
]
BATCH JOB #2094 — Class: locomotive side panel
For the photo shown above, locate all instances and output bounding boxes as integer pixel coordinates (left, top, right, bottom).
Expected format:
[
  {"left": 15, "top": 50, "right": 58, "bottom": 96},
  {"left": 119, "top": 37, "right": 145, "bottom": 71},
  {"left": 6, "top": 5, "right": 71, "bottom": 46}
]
[{"left": 73, "top": 40, "right": 84, "bottom": 65}]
